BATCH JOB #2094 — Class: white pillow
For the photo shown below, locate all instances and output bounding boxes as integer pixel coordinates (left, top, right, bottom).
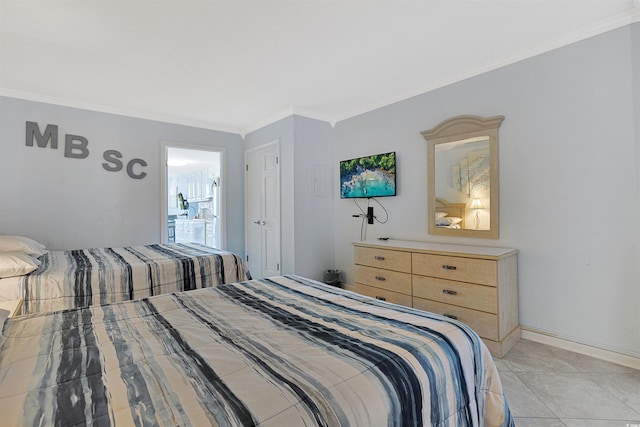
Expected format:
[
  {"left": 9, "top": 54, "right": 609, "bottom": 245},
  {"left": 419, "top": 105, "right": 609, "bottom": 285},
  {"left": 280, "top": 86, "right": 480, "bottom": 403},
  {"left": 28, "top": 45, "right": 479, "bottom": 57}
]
[
  {"left": 435, "top": 217, "right": 463, "bottom": 226},
  {"left": 0, "top": 235, "right": 47, "bottom": 257},
  {"left": 0, "top": 252, "right": 40, "bottom": 278},
  {"left": 435, "top": 212, "right": 448, "bottom": 220}
]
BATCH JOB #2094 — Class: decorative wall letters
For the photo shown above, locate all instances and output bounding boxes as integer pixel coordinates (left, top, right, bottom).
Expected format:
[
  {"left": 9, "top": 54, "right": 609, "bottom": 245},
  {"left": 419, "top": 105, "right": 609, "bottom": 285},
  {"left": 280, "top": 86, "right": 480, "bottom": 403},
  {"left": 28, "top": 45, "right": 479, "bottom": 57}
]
[{"left": 25, "top": 121, "right": 148, "bottom": 179}]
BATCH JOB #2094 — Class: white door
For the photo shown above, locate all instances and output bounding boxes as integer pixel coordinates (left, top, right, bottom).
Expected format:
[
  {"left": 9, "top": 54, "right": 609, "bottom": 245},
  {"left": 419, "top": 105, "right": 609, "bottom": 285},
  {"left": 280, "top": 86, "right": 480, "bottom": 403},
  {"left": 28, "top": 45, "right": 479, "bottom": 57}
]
[{"left": 245, "top": 142, "right": 280, "bottom": 279}]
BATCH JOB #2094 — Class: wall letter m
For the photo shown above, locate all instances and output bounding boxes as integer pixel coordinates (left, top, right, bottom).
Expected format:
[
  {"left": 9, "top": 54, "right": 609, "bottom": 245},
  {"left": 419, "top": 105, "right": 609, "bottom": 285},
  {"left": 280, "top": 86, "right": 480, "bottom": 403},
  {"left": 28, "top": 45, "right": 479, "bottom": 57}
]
[{"left": 25, "top": 121, "right": 58, "bottom": 149}]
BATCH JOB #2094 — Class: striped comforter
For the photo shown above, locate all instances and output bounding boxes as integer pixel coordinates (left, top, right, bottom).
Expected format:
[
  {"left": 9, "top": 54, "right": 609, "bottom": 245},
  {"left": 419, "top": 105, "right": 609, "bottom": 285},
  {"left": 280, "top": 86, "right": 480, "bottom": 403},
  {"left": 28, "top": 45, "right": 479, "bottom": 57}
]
[
  {"left": 21, "top": 243, "right": 251, "bottom": 314},
  {"left": 0, "top": 275, "right": 513, "bottom": 426}
]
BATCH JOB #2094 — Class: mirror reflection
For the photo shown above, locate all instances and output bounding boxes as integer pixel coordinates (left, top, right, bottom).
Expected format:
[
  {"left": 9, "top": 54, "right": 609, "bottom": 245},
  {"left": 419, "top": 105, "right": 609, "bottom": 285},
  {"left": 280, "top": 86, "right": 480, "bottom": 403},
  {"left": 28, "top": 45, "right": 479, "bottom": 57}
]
[
  {"left": 422, "top": 115, "right": 504, "bottom": 239},
  {"left": 435, "top": 137, "right": 490, "bottom": 229}
]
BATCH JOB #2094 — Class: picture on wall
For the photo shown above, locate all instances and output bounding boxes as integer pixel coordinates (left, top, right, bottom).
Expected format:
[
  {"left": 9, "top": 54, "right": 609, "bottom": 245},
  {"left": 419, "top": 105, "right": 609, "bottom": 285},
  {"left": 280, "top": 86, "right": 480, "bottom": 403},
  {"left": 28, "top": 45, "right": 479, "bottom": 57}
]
[{"left": 451, "top": 149, "right": 489, "bottom": 196}]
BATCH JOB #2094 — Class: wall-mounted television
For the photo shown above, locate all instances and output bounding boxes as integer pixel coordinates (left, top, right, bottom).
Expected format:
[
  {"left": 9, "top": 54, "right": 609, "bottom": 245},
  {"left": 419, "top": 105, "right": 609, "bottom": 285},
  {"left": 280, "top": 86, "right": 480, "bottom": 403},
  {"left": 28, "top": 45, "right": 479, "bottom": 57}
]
[{"left": 340, "top": 151, "right": 396, "bottom": 198}]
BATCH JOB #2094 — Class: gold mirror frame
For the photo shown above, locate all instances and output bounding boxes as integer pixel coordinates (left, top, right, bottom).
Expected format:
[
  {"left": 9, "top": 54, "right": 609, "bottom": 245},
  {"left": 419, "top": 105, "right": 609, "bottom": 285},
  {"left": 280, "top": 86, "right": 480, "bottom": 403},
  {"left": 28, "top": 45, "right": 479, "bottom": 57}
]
[{"left": 422, "top": 115, "right": 504, "bottom": 239}]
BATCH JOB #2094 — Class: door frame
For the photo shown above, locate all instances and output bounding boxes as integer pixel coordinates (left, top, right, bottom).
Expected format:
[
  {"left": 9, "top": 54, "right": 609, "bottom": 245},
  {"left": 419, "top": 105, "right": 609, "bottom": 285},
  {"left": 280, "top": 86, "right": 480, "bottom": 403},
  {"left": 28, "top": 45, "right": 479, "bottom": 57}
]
[
  {"left": 244, "top": 140, "right": 281, "bottom": 278},
  {"left": 161, "top": 141, "right": 227, "bottom": 248}
]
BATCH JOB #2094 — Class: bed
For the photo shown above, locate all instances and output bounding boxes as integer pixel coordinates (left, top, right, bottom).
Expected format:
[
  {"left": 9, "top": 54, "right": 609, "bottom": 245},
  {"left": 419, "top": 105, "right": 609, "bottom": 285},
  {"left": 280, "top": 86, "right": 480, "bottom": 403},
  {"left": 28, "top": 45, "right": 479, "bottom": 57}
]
[
  {"left": 435, "top": 198, "right": 467, "bottom": 229},
  {"left": 0, "top": 237, "right": 251, "bottom": 315},
  {"left": 0, "top": 275, "right": 513, "bottom": 426}
]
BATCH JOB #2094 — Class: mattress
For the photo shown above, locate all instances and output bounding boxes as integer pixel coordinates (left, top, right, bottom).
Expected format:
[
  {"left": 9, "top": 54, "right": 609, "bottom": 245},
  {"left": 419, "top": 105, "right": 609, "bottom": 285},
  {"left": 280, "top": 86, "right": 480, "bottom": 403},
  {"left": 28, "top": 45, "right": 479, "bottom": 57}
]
[
  {"left": 18, "top": 243, "right": 251, "bottom": 314},
  {"left": 0, "top": 275, "right": 513, "bottom": 426}
]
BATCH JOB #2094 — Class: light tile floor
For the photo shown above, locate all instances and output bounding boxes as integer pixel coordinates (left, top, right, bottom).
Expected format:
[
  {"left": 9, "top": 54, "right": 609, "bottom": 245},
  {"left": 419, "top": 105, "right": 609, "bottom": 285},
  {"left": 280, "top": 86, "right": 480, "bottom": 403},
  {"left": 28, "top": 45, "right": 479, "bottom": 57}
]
[{"left": 495, "top": 340, "right": 640, "bottom": 426}]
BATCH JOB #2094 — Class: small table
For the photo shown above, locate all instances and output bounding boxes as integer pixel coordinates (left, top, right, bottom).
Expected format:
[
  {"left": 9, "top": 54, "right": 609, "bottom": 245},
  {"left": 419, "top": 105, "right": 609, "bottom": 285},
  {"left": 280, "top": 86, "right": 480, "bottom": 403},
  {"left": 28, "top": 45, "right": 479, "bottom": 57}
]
[{"left": 0, "top": 299, "right": 23, "bottom": 317}]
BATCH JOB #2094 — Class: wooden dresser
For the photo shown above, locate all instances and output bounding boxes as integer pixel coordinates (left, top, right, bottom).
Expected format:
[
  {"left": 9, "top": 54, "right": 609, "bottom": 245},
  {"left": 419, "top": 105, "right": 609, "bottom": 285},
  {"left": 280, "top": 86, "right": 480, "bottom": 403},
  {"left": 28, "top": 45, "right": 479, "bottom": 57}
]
[{"left": 350, "top": 240, "right": 520, "bottom": 357}]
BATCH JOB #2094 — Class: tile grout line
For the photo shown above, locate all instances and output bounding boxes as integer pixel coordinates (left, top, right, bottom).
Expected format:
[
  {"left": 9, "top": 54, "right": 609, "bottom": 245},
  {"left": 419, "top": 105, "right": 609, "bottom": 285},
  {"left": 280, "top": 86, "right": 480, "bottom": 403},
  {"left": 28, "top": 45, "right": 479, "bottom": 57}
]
[
  {"left": 512, "top": 370, "right": 564, "bottom": 421},
  {"left": 579, "top": 372, "right": 640, "bottom": 419}
]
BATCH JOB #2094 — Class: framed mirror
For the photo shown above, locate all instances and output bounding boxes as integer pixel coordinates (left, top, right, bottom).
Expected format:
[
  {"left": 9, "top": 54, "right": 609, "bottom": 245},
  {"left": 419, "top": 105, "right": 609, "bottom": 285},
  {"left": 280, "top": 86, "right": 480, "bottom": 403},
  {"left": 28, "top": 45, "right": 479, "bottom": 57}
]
[{"left": 422, "top": 115, "right": 504, "bottom": 239}]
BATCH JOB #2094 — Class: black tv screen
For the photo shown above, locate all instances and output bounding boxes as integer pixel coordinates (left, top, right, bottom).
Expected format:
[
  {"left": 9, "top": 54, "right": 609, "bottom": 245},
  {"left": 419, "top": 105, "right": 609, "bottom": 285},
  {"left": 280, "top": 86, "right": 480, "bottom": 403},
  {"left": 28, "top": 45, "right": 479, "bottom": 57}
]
[{"left": 340, "top": 151, "right": 396, "bottom": 198}]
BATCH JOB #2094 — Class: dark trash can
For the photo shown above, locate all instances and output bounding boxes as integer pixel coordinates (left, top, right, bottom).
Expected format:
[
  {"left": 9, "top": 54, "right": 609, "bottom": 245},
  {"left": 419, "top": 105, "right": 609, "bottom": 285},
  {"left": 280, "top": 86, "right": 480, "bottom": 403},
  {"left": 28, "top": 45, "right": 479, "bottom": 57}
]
[{"left": 323, "top": 269, "right": 341, "bottom": 287}]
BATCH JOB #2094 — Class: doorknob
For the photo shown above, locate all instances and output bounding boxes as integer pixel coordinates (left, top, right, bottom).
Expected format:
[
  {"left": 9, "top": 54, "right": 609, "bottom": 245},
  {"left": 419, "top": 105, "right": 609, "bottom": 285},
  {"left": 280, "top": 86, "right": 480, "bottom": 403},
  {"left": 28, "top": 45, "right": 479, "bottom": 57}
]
[{"left": 253, "top": 220, "right": 266, "bottom": 225}]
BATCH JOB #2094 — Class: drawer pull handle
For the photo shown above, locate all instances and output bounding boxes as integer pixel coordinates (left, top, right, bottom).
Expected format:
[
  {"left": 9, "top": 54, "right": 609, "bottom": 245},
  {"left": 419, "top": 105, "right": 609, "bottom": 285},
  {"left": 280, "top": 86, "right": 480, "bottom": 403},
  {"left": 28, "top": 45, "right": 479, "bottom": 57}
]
[
  {"left": 375, "top": 296, "right": 386, "bottom": 301},
  {"left": 374, "top": 256, "right": 386, "bottom": 261},
  {"left": 443, "top": 314, "right": 458, "bottom": 320},
  {"left": 442, "top": 265, "right": 457, "bottom": 270},
  {"left": 375, "top": 276, "right": 386, "bottom": 281},
  {"left": 442, "top": 289, "right": 458, "bottom": 295}
]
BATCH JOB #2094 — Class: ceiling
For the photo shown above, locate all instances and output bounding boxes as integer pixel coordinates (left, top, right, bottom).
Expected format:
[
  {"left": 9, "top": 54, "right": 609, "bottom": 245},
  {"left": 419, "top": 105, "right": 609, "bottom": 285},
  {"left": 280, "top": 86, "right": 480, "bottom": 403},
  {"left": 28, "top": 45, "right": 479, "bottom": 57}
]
[
  {"left": 167, "top": 147, "right": 221, "bottom": 175},
  {"left": 1, "top": 1, "right": 638, "bottom": 136}
]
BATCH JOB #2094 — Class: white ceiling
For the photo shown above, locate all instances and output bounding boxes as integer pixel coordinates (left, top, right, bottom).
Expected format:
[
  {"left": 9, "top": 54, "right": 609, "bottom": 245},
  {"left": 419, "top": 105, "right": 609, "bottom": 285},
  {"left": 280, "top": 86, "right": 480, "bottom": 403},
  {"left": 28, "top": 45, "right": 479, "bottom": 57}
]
[
  {"left": 167, "top": 146, "right": 220, "bottom": 175},
  {"left": 1, "top": 1, "right": 638, "bottom": 136}
]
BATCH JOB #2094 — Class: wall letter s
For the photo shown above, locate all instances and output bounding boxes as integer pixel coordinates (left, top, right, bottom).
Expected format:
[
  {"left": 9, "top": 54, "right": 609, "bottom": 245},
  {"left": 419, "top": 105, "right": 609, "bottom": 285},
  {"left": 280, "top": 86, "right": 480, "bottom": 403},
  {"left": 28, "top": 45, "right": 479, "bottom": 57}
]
[{"left": 102, "top": 150, "right": 123, "bottom": 172}]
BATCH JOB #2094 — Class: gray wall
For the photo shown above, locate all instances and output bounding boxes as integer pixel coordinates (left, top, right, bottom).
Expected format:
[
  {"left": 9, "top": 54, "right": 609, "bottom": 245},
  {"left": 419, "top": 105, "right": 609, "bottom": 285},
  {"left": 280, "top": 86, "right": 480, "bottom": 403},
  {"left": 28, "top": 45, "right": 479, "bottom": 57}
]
[
  {"left": 333, "top": 24, "right": 640, "bottom": 358},
  {"left": 633, "top": 23, "right": 640, "bottom": 252},
  {"left": 293, "top": 116, "right": 334, "bottom": 280},
  {"left": 0, "top": 97, "right": 246, "bottom": 255}
]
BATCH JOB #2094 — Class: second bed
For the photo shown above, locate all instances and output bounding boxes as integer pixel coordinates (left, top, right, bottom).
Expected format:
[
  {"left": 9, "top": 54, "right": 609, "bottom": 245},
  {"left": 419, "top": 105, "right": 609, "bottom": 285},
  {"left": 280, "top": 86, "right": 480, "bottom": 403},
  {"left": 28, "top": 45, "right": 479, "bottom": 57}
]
[{"left": 1, "top": 242, "right": 251, "bottom": 315}]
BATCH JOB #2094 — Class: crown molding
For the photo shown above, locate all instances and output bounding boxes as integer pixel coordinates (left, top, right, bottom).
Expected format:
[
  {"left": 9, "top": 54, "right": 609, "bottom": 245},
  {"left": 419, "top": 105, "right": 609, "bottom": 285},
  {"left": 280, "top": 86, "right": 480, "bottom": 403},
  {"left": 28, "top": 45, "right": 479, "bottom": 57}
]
[
  {"left": 291, "top": 107, "right": 337, "bottom": 128},
  {"left": 3, "top": 9, "right": 637, "bottom": 136},
  {"left": 0, "top": 88, "right": 245, "bottom": 136},
  {"left": 241, "top": 107, "right": 336, "bottom": 138},
  {"left": 1, "top": 88, "right": 338, "bottom": 139},
  {"left": 240, "top": 108, "right": 296, "bottom": 139},
  {"left": 332, "top": 8, "right": 640, "bottom": 126}
]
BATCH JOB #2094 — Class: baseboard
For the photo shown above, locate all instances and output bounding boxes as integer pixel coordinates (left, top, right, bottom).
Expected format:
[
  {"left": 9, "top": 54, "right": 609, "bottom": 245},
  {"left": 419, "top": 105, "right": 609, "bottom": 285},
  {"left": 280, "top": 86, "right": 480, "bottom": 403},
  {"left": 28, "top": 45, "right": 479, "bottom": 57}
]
[{"left": 521, "top": 327, "right": 640, "bottom": 371}]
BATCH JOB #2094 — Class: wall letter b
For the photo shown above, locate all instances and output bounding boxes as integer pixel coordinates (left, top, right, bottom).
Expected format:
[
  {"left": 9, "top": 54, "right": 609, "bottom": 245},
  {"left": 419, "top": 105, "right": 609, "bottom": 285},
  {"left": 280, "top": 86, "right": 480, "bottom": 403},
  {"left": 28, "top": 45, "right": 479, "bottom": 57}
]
[{"left": 64, "top": 135, "right": 90, "bottom": 159}]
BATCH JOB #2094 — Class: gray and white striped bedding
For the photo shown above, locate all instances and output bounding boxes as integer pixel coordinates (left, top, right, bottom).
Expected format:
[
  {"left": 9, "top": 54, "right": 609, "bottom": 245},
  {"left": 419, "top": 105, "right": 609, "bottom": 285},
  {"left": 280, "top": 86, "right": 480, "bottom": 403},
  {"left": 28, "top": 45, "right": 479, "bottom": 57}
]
[
  {"left": 0, "top": 275, "right": 513, "bottom": 426},
  {"left": 20, "top": 243, "right": 251, "bottom": 315}
]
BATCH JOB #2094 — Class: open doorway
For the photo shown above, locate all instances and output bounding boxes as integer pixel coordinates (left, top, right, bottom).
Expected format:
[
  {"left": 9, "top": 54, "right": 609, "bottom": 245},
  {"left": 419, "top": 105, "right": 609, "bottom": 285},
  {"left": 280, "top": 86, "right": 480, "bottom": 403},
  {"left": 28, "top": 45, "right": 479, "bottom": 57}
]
[{"left": 161, "top": 143, "right": 225, "bottom": 249}]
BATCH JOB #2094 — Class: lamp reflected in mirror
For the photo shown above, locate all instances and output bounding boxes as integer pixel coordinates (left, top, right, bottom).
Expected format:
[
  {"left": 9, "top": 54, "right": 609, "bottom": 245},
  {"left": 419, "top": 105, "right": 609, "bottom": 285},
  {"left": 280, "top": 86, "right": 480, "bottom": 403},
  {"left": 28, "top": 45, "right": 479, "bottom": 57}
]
[{"left": 470, "top": 198, "right": 484, "bottom": 230}]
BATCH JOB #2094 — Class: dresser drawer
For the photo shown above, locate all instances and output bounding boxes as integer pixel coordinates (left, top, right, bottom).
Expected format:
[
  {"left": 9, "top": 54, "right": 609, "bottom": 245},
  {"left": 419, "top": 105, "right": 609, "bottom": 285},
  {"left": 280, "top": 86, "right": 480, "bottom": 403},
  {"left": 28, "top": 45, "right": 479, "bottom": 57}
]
[
  {"left": 354, "top": 246, "right": 411, "bottom": 273},
  {"left": 353, "top": 283, "right": 413, "bottom": 307},
  {"left": 412, "top": 275, "right": 497, "bottom": 313},
  {"left": 413, "top": 297, "right": 498, "bottom": 341},
  {"left": 412, "top": 253, "right": 497, "bottom": 286},
  {"left": 354, "top": 265, "right": 412, "bottom": 295}
]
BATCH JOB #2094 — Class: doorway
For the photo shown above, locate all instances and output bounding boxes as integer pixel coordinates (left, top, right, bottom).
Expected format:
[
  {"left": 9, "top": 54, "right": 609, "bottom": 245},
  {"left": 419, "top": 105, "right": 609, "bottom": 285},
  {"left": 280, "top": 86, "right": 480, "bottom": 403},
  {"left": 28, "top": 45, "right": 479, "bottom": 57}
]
[
  {"left": 245, "top": 142, "right": 281, "bottom": 279},
  {"left": 161, "top": 143, "right": 225, "bottom": 249}
]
